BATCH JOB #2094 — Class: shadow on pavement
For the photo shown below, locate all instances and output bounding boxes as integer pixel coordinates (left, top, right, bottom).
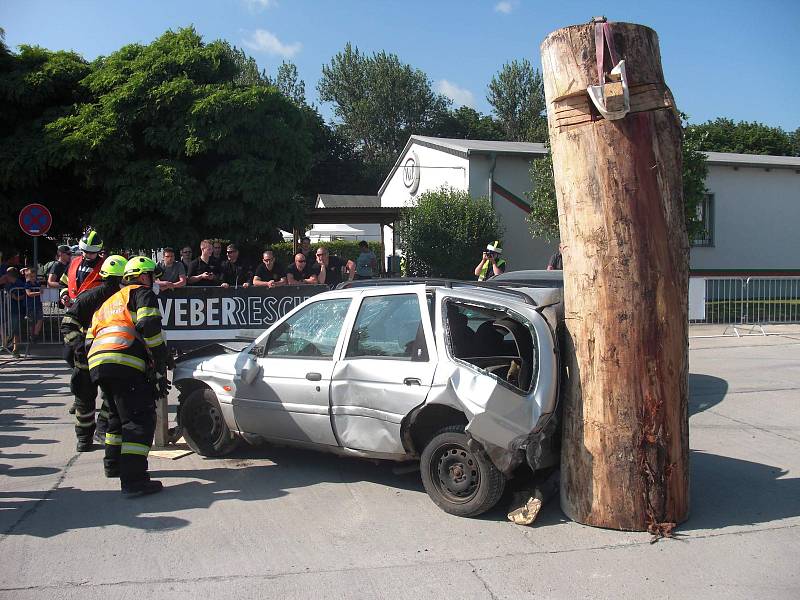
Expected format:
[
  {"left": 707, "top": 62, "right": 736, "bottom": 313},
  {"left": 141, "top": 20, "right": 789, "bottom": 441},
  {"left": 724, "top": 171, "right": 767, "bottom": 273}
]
[
  {"left": 683, "top": 450, "right": 800, "bottom": 531},
  {"left": 689, "top": 373, "right": 729, "bottom": 416}
]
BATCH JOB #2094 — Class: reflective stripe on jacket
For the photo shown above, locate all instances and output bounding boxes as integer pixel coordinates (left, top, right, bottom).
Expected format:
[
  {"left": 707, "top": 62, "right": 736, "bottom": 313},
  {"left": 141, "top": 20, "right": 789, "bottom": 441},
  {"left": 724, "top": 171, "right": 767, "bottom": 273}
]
[
  {"left": 478, "top": 258, "right": 506, "bottom": 282},
  {"left": 88, "top": 285, "right": 147, "bottom": 373}
]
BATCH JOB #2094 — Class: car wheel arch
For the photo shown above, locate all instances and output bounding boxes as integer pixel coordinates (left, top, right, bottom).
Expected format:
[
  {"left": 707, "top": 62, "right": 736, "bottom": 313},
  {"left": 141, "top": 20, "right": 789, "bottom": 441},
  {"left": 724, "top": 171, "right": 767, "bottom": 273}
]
[{"left": 402, "top": 403, "right": 469, "bottom": 456}]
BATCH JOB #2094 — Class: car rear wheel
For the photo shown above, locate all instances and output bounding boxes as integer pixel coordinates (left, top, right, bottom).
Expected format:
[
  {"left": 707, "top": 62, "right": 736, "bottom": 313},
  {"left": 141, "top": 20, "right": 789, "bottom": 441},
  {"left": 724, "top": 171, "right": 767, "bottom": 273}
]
[
  {"left": 181, "top": 388, "right": 238, "bottom": 457},
  {"left": 420, "top": 425, "right": 506, "bottom": 517}
]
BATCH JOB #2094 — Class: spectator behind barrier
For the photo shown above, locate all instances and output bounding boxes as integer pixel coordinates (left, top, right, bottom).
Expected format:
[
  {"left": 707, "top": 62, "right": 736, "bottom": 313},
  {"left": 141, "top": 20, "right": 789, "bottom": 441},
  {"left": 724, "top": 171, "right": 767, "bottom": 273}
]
[
  {"left": 252, "top": 250, "right": 286, "bottom": 288},
  {"left": 156, "top": 247, "right": 187, "bottom": 291},
  {"left": 220, "top": 244, "right": 251, "bottom": 288},
  {"left": 47, "top": 245, "right": 72, "bottom": 288}
]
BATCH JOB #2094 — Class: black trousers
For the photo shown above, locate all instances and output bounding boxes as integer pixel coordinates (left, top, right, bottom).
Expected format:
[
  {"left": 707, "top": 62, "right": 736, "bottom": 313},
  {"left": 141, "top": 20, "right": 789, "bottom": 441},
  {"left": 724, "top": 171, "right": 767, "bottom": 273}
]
[
  {"left": 67, "top": 352, "right": 108, "bottom": 443},
  {"left": 98, "top": 377, "right": 157, "bottom": 486}
]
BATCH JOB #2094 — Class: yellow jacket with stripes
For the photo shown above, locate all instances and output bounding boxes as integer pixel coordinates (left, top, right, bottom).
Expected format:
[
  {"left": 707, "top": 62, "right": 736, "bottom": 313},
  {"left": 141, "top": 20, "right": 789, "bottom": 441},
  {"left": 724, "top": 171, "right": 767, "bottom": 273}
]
[{"left": 87, "top": 284, "right": 167, "bottom": 380}]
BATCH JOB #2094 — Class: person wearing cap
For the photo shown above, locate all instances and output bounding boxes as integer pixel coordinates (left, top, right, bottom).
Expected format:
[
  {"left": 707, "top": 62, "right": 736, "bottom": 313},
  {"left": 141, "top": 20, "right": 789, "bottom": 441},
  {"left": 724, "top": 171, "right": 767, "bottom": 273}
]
[
  {"left": 60, "top": 229, "right": 104, "bottom": 307},
  {"left": 474, "top": 241, "right": 507, "bottom": 282},
  {"left": 47, "top": 245, "right": 73, "bottom": 289}
]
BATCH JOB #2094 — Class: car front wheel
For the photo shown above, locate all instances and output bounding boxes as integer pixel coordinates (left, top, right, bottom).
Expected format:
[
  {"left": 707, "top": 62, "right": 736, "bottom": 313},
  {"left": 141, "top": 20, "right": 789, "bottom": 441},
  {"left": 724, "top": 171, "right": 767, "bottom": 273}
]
[
  {"left": 181, "top": 388, "right": 239, "bottom": 457},
  {"left": 420, "top": 425, "right": 506, "bottom": 517}
]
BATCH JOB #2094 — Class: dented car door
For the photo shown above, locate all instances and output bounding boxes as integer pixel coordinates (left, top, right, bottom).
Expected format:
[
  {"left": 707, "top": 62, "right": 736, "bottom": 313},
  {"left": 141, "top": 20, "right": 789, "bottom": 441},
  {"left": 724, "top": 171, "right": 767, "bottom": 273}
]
[{"left": 330, "top": 285, "right": 436, "bottom": 456}]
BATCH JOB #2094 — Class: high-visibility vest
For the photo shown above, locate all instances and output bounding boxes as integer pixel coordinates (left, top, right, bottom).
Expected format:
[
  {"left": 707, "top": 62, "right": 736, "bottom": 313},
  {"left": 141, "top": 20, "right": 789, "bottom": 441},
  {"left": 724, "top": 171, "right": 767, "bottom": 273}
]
[
  {"left": 87, "top": 285, "right": 147, "bottom": 373},
  {"left": 478, "top": 257, "right": 506, "bottom": 281},
  {"left": 66, "top": 257, "right": 102, "bottom": 300}
]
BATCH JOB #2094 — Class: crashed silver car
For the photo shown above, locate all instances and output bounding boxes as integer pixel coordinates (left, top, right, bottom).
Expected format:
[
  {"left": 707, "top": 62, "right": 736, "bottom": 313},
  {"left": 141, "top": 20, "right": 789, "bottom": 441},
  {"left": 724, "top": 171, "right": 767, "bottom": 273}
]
[{"left": 173, "top": 282, "right": 563, "bottom": 517}]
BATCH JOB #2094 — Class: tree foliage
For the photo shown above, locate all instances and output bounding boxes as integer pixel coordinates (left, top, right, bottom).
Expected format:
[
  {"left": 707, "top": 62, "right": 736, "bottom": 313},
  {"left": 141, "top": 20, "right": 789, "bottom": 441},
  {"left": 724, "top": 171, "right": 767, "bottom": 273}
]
[
  {"left": 318, "top": 43, "right": 450, "bottom": 171},
  {"left": 487, "top": 59, "right": 547, "bottom": 142},
  {"left": 2, "top": 27, "right": 313, "bottom": 250},
  {"left": 685, "top": 117, "right": 797, "bottom": 156},
  {"left": 0, "top": 43, "right": 93, "bottom": 248},
  {"left": 398, "top": 186, "right": 504, "bottom": 279},
  {"left": 429, "top": 106, "right": 504, "bottom": 141}
]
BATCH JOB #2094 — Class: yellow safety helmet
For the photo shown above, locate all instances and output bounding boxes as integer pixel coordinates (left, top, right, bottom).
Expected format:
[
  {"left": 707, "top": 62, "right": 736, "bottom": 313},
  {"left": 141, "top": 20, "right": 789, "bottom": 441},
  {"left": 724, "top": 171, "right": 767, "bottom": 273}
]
[{"left": 99, "top": 255, "right": 127, "bottom": 280}]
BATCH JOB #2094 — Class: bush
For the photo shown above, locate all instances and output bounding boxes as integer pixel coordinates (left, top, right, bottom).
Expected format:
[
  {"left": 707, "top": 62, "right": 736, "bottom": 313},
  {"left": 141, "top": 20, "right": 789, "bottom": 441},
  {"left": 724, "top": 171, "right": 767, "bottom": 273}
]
[
  {"left": 398, "top": 186, "right": 504, "bottom": 279},
  {"left": 269, "top": 240, "right": 382, "bottom": 268}
]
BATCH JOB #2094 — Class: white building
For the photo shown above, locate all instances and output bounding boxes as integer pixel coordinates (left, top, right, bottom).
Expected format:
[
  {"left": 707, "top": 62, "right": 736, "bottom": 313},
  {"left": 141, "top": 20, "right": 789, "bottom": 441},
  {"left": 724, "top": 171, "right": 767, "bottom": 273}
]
[{"left": 378, "top": 136, "right": 800, "bottom": 274}]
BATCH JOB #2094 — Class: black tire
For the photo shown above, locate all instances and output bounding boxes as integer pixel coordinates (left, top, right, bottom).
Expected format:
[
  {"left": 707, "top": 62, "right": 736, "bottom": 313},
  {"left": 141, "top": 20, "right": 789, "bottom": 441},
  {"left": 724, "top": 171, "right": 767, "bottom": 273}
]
[
  {"left": 181, "top": 388, "right": 239, "bottom": 457},
  {"left": 420, "top": 425, "right": 506, "bottom": 517}
]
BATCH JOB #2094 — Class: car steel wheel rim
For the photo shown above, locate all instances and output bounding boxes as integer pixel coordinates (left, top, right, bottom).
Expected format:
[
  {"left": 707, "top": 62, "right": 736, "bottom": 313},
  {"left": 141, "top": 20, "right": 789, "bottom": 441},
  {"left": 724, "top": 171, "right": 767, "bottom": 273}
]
[
  {"left": 189, "top": 398, "right": 224, "bottom": 445},
  {"left": 432, "top": 443, "right": 480, "bottom": 504}
]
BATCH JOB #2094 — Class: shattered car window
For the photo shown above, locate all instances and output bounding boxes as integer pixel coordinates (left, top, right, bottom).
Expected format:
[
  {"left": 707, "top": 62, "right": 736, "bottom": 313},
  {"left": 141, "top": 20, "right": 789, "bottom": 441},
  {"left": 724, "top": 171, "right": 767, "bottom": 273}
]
[
  {"left": 265, "top": 299, "right": 351, "bottom": 358},
  {"left": 346, "top": 294, "right": 428, "bottom": 361},
  {"left": 444, "top": 300, "right": 537, "bottom": 392}
]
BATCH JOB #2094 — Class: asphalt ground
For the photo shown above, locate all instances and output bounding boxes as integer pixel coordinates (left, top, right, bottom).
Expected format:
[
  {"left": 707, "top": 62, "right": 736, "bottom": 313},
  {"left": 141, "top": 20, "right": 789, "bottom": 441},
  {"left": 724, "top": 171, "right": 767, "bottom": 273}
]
[{"left": 0, "top": 332, "right": 798, "bottom": 599}]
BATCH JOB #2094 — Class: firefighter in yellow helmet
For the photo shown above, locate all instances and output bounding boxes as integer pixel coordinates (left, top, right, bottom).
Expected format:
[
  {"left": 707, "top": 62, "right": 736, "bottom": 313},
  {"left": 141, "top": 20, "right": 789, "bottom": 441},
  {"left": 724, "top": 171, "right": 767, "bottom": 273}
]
[
  {"left": 87, "top": 256, "right": 169, "bottom": 496},
  {"left": 60, "top": 254, "right": 127, "bottom": 451}
]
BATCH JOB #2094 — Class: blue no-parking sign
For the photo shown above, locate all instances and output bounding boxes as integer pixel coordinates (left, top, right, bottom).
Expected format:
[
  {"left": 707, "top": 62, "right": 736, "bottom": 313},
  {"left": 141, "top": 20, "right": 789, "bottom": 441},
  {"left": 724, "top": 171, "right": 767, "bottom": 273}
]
[{"left": 18, "top": 203, "right": 53, "bottom": 237}]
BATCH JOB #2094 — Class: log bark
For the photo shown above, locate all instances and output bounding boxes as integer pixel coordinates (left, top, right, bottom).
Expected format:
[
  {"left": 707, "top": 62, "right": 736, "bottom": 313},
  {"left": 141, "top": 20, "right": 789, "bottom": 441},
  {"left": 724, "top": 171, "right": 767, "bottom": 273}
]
[{"left": 541, "top": 21, "right": 690, "bottom": 531}]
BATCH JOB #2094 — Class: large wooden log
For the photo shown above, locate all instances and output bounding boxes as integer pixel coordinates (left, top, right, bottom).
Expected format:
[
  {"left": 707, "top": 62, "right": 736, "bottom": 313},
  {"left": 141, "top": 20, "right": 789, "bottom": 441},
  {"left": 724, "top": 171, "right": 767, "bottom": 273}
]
[{"left": 541, "top": 21, "right": 689, "bottom": 532}]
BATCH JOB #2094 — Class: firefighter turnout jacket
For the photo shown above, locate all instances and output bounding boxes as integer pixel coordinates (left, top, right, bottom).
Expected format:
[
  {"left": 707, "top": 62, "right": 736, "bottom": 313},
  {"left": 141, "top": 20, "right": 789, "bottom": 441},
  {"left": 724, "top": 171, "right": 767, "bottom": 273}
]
[
  {"left": 87, "top": 284, "right": 167, "bottom": 380},
  {"left": 61, "top": 256, "right": 102, "bottom": 302},
  {"left": 60, "top": 281, "right": 122, "bottom": 369}
]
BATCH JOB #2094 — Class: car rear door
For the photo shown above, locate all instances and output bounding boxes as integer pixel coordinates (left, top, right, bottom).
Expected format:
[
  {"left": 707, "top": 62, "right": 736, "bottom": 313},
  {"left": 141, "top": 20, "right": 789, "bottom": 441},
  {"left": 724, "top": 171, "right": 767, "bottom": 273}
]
[
  {"left": 432, "top": 289, "right": 558, "bottom": 451},
  {"left": 330, "top": 285, "right": 437, "bottom": 455}
]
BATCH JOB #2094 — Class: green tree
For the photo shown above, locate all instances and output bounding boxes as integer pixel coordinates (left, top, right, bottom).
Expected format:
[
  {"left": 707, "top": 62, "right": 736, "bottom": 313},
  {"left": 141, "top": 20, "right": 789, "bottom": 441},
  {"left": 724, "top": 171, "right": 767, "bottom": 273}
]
[
  {"left": 685, "top": 117, "right": 797, "bottom": 156},
  {"left": 276, "top": 61, "right": 306, "bottom": 106},
  {"left": 318, "top": 43, "right": 450, "bottom": 172},
  {"left": 46, "top": 27, "right": 312, "bottom": 249},
  {"left": 526, "top": 120, "right": 709, "bottom": 244},
  {"left": 398, "top": 186, "right": 504, "bottom": 279},
  {"left": 429, "top": 106, "right": 504, "bottom": 140},
  {"left": 487, "top": 59, "right": 547, "bottom": 142},
  {"left": 0, "top": 43, "right": 94, "bottom": 248}
]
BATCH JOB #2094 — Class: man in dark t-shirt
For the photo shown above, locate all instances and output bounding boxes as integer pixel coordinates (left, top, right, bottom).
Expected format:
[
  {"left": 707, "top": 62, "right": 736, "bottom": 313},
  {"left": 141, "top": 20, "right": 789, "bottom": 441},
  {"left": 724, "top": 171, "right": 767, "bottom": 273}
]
[
  {"left": 47, "top": 246, "right": 72, "bottom": 288},
  {"left": 286, "top": 252, "right": 319, "bottom": 285},
  {"left": 547, "top": 245, "right": 563, "bottom": 271},
  {"left": 314, "top": 246, "right": 354, "bottom": 289},
  {"left": 187, "top": 239, "right": 220, "bottom": 286},
  {"left": 252, "top": 250, "right": 286, "bottom": 287},
  {"left": 220, "top": 244, "right": 251, "bottom": 288}
]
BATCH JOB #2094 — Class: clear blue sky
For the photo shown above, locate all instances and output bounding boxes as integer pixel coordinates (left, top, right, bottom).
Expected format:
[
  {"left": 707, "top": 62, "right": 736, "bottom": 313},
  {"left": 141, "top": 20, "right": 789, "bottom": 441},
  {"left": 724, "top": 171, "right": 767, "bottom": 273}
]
[{"left": 2, "top": 0, "right": 798, "bottom": 131}]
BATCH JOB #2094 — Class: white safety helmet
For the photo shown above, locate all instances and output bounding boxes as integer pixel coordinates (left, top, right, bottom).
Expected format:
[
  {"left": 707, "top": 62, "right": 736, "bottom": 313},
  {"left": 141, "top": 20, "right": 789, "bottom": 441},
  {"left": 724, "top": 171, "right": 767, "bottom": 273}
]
[{"left": 486, "top": 240, "right": 503, "bottom": 255}]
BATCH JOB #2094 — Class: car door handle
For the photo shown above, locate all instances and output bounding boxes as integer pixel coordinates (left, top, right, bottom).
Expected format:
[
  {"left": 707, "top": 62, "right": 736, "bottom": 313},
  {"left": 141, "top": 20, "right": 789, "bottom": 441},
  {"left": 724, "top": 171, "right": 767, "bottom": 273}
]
[
  {"left": 306, "top": 372, "right": 322, "bottom": 381},
  {"left": 404, "top": 377, "right": 421, "bottom": 386}
]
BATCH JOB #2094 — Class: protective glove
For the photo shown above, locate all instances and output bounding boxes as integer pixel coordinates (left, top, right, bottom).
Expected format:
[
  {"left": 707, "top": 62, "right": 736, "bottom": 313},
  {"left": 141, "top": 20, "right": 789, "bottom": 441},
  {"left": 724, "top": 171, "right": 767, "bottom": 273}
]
[{"left": 156, "top": 371, "right": 171, "bottom": 398}]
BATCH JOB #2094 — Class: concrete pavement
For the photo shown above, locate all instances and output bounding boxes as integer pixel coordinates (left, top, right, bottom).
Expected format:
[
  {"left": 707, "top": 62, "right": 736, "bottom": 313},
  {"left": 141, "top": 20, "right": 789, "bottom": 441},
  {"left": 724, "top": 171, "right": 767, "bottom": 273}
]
[{"left": 1, "top": 334, "right": 798, "bottom": 599}]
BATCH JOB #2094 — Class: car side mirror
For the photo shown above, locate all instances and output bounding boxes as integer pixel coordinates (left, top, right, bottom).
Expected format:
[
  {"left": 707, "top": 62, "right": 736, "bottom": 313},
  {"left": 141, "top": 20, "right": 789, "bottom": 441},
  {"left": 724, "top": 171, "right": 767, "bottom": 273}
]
[{"left": 240, "top": 355, "right": 262, "bottom": 385}]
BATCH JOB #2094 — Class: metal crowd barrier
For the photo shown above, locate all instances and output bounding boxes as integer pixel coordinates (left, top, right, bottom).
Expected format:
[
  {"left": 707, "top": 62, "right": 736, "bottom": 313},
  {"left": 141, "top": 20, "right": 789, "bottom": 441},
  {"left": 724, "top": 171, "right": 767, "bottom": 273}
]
[
  {"left": 3, "top": 277, "right": 799, "bottom": 357},
  {"left": 1, "top": 287, "right": 65, "bottom": 358},
  {"left": 689, "top": 276, "right": 800, "bottom": 337}
]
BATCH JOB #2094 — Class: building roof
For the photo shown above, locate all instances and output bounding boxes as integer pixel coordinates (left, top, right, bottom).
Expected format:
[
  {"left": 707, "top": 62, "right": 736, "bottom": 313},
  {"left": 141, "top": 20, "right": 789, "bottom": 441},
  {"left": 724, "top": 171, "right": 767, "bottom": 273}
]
[
  {"left": 410, "top": 135, "right": 549, "bottom": 158},
  {"left": 704, "top": 152, "right": 800, "bottom": 170},
  {"left": 316, "top": 194, "right": 380, "bottom": 208}
]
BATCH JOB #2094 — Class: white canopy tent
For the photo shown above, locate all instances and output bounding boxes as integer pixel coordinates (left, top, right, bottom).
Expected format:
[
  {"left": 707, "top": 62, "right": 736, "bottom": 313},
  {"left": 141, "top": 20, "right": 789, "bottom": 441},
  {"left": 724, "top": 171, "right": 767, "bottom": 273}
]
[{"left": 305, "top": 224, "right": 365, "bottom": 241}]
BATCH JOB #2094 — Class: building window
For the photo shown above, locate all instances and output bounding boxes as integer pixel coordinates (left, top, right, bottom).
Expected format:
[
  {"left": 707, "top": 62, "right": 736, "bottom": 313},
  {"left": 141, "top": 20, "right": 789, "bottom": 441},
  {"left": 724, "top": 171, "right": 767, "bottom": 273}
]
[{"left": 692, "top": 193, "right": 714, "bottom": 247}]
